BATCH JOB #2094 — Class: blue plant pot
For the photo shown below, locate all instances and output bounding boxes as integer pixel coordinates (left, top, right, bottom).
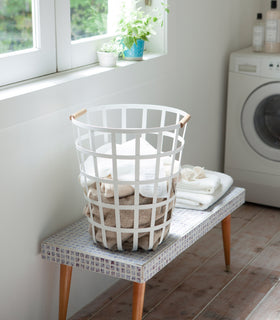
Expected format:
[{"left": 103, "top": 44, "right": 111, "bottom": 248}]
[{"left": 123, "top": 39, "right": 145, "bottom": 60}]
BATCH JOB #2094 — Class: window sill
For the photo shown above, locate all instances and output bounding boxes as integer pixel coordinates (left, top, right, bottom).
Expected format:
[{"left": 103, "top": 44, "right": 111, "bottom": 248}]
[{"left": 0, "top": 52, "right": 165, "bottom": 101}]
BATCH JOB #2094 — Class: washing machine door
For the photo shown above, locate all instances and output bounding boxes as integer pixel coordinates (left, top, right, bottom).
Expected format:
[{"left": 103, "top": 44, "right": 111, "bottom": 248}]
[{"left": 241, "top": 81, "right": 280, "bottom": 161}]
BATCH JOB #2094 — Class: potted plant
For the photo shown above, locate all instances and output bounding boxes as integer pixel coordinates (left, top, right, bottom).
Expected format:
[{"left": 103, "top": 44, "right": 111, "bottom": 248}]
[
  {"left": 118, "top": 1, "right": 168, "bottom": 60},
  {"left": 97, "top": 38, "right": 124, "bottom": 67}
]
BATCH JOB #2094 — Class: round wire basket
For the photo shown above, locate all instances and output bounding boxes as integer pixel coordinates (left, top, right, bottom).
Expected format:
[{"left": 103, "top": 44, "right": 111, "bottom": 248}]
[{"left": 70, "top": 104, "right": 190, "bottom": 251}]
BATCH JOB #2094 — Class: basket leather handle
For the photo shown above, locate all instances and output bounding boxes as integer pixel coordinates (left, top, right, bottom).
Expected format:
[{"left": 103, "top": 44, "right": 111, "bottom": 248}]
[
  {"left": 69, "top": 108, "right": 87, "bottom": 120},
  {"left": 179, "top": 113, "right": 191, "bottom": 128}
]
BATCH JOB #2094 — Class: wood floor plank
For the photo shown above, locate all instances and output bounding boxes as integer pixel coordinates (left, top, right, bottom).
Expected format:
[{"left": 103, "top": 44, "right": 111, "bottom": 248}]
[
  {"left": 195, "top": 230, "right": 280, "bottom": 320},
  {"left": 196, "top": 268, "right": 280, "bottom": 320},
  {"left": 246, "top": 282, "right": 280, "bottom": 320},
  {"left": 143, "top": 207, "right": 280, "bottom": 320},
  {"left": 231, "top": 206, "right": 280, "bottom": 248},
  {"left": 229, "top": 203, "right": 261, "bottom": 233},
  {"left": 69, "top": 280, "right": 131, "bottom": 320}
]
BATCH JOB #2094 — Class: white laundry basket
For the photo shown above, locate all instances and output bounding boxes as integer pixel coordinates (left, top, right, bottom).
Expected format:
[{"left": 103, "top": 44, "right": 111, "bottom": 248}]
[{"left": 70, "top": 104, "right": 190, "bottom": 251}]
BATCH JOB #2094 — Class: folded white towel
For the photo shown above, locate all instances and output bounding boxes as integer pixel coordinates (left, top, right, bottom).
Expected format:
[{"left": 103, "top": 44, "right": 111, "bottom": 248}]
[
  {"left": 177, "top": 165, "right": 221, "bottom": 195},
  {"left": 175, "top": 170, "right": 233, "bottom": 210}
]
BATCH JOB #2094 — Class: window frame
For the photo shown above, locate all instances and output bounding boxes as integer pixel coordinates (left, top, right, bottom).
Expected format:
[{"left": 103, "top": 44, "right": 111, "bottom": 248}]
[{"left": 0, "top": 0, "right": 56, "bottom": 87}]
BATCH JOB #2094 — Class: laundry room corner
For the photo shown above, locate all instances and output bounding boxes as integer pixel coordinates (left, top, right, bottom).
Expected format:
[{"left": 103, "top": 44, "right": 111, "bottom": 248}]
[{"left": 0, "top": 0, "right": 267, "bottom": 319}]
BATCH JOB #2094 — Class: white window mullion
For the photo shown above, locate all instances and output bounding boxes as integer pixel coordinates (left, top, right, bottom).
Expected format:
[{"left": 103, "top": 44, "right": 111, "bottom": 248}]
[
  {"left": 32, "top": 0, "right": 40, "bottom": 48},
  {"left": 55, "top": 0, "right": 72, "bottom": 71},
  {"left": 38, "top": 0, "right": 56, "bottom": 66}
]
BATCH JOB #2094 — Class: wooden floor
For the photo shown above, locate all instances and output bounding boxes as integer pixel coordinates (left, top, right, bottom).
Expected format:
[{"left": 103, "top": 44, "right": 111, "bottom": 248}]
[{"left": 69, "top": 203, "right": 280, "bottom": 320}]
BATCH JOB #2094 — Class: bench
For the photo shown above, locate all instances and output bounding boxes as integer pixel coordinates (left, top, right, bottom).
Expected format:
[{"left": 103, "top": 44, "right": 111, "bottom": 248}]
[{"left": 41, "top": 186, "right": 245, "bottom": 320}]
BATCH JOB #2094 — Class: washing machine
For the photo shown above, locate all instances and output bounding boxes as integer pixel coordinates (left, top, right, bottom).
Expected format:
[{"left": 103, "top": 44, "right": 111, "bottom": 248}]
[{"left": 224, "top": 47, "right": 280, "bottom": 207}]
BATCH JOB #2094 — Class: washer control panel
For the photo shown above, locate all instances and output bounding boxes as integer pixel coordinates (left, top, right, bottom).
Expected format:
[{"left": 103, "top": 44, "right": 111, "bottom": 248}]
[
  {"left": 265, "top": 60, "right": 280, "bottom": 74},
  {"left": 230, "top": 49, "right": 280, "bottom": 79}
]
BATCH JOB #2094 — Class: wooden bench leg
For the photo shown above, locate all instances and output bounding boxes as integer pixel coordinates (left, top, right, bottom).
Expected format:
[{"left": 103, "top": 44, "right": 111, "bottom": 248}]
[
  {"left": 132, "top": 282, "right": 146, "bottom": 320},
  {"left": 59, "top": 264, "right": 72, "bottom": 320},
  {"left": 221, "top": 214, "right": 231, "bottom": 272}
]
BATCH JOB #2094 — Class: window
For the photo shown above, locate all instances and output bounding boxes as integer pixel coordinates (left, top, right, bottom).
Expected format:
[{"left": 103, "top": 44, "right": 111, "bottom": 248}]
[
  {"left": 0, "top": 0, "right": 166, "bottom": 86},
  {"left": 56, "top": 0, "right": 123, "bottom": 71},
  {"left": 0, "top": 0, "right": 56, "bottom": 86}
]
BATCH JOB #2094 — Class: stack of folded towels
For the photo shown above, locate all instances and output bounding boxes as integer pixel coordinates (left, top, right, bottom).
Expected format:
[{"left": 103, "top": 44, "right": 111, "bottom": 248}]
[{"left": 175, "top": 165, "right": 233, "bottom": 210}]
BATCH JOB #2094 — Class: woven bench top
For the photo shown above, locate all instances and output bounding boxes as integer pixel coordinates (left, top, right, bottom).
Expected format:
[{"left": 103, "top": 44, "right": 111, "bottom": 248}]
[{"left": 41, "top": 187, "right": 245, "bottom": 283}]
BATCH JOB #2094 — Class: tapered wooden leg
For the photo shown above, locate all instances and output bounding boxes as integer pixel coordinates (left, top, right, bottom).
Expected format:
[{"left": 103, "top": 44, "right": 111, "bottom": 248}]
[
  {"left": 221, "top": 214, "right": 231, "bottom": 272},
  {"left": 59, "top": 264, "right": 72, "bottom": 320},
  {"left": 132, "top": 282, "right": 146, "bottom": 320}
]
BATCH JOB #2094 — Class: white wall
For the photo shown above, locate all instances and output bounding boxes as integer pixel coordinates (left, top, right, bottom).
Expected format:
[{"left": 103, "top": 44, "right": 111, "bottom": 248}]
[{"left": 0, "top": 1, "right": 262, "bottom": 319}]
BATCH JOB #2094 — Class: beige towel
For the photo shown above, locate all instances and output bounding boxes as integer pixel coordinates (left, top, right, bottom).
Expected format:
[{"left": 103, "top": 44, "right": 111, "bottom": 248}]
[
  {"left": 100, "top": 182, "right": 134, "bottom": 198},
  {"left": 83, "top": 180, "right": 176, "bottom": 250}
]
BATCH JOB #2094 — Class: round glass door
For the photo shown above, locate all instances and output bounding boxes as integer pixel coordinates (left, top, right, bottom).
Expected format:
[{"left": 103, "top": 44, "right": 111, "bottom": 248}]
[
  {"left": 254, "top": 94, "right": 280, "bottom": 149},
  {"left": 241, "top": 82, "right": 280, "bottom": 161}
]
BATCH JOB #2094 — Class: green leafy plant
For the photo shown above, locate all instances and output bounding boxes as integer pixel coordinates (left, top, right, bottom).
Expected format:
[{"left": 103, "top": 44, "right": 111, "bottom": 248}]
[
  {"left": 118, "top": 0, "right": 168, "bottom": 50},
  {"left": 99, "top": 38, "right": 124, "bottom": 56}
]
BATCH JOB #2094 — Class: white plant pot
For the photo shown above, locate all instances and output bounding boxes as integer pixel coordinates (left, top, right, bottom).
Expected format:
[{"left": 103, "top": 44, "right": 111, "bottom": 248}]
[{"left": 97, "top": 51, "right": 118, "bottom": 67}]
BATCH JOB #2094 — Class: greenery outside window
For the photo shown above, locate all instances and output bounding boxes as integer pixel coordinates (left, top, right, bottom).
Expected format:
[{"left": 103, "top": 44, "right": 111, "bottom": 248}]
[
  {"left": 70, "top": 0, "right": 108, "bottom": 41},
  {"left": 0, "top": 0, "right": 33, "bottom": 54}
]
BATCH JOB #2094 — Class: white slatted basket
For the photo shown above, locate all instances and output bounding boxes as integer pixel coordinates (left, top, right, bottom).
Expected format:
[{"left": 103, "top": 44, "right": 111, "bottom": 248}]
[{"left": 70, "top": 104, "right": 190, "bottom": 251}]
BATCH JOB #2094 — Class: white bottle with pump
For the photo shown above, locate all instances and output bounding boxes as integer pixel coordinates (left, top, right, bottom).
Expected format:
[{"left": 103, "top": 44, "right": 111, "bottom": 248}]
[
  {"left": 264, "top": 0, "right": 280, "bottom": 53},
  {"left": 253, "top": 13, "right": 265, "bottom": 52}
]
